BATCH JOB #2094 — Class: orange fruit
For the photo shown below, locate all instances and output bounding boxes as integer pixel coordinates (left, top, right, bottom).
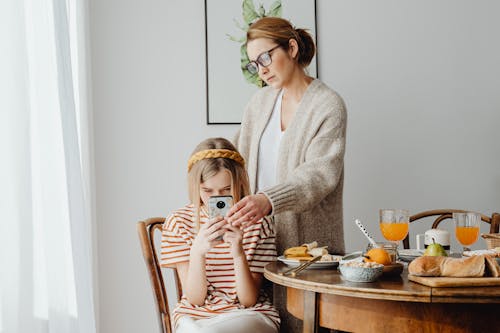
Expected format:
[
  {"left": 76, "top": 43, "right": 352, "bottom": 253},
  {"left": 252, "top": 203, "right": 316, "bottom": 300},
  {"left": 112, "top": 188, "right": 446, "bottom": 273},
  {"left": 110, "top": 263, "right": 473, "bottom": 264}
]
[{"left": 364, "top": 248, "right": 391, "bottom": 265}]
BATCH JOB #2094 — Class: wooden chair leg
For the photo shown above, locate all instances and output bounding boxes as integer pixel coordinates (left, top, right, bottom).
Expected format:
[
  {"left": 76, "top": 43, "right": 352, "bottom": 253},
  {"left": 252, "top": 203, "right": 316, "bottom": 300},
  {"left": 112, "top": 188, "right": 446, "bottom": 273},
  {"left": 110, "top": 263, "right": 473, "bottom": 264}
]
[{"left": 490, "top": 213, "right": 500, "bottom": 233}]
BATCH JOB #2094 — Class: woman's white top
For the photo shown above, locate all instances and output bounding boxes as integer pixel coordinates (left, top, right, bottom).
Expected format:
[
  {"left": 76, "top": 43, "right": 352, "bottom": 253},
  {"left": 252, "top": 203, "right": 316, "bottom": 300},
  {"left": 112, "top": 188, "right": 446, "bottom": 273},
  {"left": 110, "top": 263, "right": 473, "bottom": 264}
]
[{"left": 256, "top": 89, "right": 284, "bottom": 192}]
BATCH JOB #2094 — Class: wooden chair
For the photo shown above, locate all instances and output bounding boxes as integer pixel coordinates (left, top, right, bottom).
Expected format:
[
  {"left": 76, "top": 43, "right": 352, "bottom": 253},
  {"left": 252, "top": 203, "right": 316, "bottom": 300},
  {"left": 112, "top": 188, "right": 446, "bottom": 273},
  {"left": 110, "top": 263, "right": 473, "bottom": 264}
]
[
  {"left": 402, "top": 209, "right": 500, "bottom": 249},
  {"left": 137, "top": 217, "right": 182, "bottom": 333}
]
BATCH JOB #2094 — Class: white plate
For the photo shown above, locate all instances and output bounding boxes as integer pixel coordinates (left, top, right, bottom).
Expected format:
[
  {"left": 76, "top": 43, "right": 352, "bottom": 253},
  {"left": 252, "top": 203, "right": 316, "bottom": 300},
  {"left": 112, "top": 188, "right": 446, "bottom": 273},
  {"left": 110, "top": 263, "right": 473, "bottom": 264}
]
[
  {"left": 397, "top": 249, "right": 423, "bottom": 262},
  {"left": 340, "top": 251, "right": 364, "bottom": 265},
  {"left": 277, "top": 255, "right": 341, "bottom": 269}
]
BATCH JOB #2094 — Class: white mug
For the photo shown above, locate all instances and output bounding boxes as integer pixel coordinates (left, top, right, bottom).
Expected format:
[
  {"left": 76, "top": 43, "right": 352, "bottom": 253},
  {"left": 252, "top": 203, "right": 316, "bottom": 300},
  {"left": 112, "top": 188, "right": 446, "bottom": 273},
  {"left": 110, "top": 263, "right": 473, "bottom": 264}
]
[{"left": 416, "top": 229, "right": 451, "bottom": 251}]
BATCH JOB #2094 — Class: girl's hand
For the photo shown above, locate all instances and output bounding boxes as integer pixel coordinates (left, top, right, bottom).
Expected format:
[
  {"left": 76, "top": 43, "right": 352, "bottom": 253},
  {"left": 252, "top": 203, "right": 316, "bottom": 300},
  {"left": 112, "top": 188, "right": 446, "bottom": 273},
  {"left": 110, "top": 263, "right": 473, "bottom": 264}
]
[
  {"left": 223, "top": 224, "right": 245, "bottom": 258},
  {"left": 227, "top": 193, "right": 271, "bottom": 227},
  {"left": 191, "top": 216, "right": 227, "bottom": 257}
]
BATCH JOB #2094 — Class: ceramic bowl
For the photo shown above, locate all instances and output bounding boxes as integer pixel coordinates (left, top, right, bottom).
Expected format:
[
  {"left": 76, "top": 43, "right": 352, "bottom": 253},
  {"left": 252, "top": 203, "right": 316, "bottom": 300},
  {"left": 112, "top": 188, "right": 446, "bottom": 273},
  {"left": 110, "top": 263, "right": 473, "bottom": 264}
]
[{"left": 339, "top": 263, "right": 383, "bottom": 282}]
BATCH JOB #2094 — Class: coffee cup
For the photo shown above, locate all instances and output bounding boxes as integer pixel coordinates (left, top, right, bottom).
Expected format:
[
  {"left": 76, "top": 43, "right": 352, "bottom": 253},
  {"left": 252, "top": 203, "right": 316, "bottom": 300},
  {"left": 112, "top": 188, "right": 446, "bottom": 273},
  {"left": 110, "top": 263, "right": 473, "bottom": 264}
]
[{"left": 416, "top": 229, "right": 451, "bottom": 252}]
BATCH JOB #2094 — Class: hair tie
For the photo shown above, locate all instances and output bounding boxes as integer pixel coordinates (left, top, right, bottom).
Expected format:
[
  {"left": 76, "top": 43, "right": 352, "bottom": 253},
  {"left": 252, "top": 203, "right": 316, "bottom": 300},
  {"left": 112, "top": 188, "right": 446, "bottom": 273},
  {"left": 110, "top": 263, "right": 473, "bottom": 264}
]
[{"left": 187, "top": 149, "right": 245, "bottom": 171}]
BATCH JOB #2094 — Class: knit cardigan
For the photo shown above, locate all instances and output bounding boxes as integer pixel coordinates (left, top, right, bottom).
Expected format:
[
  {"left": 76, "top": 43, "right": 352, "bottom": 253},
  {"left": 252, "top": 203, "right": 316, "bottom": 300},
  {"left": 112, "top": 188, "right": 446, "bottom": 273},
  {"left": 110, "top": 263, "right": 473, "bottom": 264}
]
[{"left": 235, "top": 79, "right": 346, "bottom": 255}]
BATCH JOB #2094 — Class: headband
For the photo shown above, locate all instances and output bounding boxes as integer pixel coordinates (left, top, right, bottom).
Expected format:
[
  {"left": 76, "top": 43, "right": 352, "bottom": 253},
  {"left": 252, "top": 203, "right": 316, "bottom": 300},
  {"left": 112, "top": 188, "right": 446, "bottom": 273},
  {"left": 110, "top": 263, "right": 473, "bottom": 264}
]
[{"left": 187, "top": 149, "right": 245, "bottom": 171}]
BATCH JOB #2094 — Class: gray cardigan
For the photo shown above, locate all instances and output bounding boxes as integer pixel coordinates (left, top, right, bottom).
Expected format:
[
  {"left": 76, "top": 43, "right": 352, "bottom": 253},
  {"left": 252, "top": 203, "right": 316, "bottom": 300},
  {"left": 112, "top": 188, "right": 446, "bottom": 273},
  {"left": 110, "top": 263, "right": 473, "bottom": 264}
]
[{"left": 235, "top": 79, "right": 347, "bottom": 254}]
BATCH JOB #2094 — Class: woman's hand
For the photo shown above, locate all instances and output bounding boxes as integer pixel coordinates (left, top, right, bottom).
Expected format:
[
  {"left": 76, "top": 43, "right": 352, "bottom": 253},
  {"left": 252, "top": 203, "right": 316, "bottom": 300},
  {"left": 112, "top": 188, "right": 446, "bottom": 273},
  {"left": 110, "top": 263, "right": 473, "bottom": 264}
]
[
  {"left": 223, "top": 224, "right": 245, "bottom": 258},
  {"left": 227, "top": 193, "right": 272, "bottom": 227},
  {"left": 191, "top": 216, "right": 227, "bottom": 257}
]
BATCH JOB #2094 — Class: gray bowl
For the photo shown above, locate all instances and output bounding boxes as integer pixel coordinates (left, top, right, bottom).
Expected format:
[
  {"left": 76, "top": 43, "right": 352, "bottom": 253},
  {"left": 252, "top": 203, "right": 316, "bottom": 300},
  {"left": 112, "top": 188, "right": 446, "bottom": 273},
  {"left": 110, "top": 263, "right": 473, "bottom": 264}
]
[{"left": 339, "top": 264, "right": 383, "bottom": 282}]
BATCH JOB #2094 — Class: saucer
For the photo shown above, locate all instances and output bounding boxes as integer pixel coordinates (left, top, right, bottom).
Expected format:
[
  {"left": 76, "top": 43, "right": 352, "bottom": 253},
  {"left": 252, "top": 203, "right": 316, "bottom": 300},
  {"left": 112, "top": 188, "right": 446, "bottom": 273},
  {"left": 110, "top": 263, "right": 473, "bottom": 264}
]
[
  {"left": 397, "top": 249, "right": 423, "bottom": 262},
  {"left": 382, "top": 262, "right": 404, "bottom": 276}
]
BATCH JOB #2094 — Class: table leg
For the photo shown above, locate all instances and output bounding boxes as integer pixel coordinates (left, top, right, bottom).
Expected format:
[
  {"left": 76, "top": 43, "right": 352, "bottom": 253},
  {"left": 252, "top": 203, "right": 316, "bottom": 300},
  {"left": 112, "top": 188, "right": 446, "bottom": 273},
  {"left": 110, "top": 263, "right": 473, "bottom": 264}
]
[{"left": 303, "top": 290, "right": 318, "bottom": 333}]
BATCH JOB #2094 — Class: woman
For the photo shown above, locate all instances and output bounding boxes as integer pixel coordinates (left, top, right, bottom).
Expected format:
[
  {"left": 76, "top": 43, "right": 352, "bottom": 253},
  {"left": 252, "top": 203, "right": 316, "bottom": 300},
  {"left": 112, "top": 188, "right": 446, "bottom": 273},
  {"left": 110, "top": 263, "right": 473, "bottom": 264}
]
[{"left": 227, "top": 17, "right": 347, "bottom": 333}]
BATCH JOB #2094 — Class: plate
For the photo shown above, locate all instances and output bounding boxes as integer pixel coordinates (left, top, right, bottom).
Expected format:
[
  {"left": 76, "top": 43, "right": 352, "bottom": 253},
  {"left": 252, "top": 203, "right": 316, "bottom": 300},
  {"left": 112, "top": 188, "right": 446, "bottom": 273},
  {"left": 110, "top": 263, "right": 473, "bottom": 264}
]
[
  {"left": 277, "top": 255, "right": 341, "bottom": 269},
  {"left": 382, "top": 263, "right": 404, "bottom": 276},
  {"left": 397, "top": 249, "right": 423, "bottom": 262},
  {"left": 340, "top": 251, "right": 364, "bottom": 265}
]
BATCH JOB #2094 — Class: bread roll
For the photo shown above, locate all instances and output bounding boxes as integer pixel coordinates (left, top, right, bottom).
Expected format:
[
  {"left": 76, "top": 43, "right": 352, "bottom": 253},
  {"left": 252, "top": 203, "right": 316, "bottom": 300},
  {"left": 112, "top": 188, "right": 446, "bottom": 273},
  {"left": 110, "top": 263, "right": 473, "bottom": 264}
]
[
  {"left": 485, "top": 256, "right": 500, "bottom": 277},
  {"left": 309, "top": 246, "right": 328, "bottom": 257},
  {"left": 408, "top": 255, "right": 491, "bottom": 277},
  {"left": 301, "top": 241, "right": 318, "bottom": 251},
  {"left": 408, "top": 256, "right": 446, "bottom": 277}
]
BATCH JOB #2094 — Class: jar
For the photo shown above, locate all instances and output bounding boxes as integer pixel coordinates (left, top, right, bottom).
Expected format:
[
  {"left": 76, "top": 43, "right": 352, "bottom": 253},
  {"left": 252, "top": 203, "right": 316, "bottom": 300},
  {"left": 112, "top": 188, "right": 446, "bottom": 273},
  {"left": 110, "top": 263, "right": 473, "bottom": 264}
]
[{"left": 365, "top": 242, "right": 398, "bottom": 264}]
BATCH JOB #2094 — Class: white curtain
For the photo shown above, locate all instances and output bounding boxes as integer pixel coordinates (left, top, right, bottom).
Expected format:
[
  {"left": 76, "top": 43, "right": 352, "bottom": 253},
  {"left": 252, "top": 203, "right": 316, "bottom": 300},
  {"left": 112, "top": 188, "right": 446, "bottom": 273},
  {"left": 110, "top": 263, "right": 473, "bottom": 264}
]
[{"left": 0, "top": 0, "right": 96, "bottom": 332}]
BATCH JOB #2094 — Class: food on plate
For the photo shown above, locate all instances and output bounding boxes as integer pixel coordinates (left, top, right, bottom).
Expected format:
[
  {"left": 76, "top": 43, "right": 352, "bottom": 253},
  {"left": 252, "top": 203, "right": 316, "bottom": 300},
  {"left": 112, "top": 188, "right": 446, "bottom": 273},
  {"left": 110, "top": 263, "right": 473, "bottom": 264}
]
[
  {"left": 302, "top": 241, "right": 318, "bottom": 251},
  {"left": 463, "top": 248, "right": 500, "bottom": 258},
  {"left": 408, "top": 255, "right": 500, "bottom": 277},
  {"left": 284, "top": 246, "right": 310, "bottom": 258},
  {"left": 364, "top": 248, "right": 392, "bottom": 265},
  {"left": 284, "top": 242, "right": 338, "bottom": 262},
  {"left": 320, "top": 254, "right": 340, "bottom": 262},
  {"left": 286, "top": 256, "right": 315, "bottom": 261},
  {"left": 309, "top": 246, "right": 328, "bottom": 257},
  {"left": 423, "top": 239, "right": 448, "bottom": 257}
]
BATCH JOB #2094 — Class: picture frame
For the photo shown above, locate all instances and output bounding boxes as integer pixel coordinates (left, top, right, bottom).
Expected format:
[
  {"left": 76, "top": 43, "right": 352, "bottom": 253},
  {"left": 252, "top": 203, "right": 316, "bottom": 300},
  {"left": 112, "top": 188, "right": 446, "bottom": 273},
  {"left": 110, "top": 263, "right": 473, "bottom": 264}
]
[{"left": 205, "top": 0, "right": 318, "bottom": 124}]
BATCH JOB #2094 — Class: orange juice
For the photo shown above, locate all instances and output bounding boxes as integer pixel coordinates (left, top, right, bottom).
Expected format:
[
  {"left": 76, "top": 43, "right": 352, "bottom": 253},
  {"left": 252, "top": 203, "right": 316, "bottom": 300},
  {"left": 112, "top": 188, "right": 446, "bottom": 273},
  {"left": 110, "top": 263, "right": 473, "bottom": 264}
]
[
  {"left": 455, "top": 226, "right": 479, "bottom": 246},
  {"left": 380, "top": 222, "right": 409, "bottom": 242}
]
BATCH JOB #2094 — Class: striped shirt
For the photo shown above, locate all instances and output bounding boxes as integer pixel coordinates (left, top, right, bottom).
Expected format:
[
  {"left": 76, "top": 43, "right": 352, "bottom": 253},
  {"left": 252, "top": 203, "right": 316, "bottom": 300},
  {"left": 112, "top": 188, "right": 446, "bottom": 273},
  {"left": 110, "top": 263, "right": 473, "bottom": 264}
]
[{"left": 160, "top": 204, "right": 280, "bottom": 328}]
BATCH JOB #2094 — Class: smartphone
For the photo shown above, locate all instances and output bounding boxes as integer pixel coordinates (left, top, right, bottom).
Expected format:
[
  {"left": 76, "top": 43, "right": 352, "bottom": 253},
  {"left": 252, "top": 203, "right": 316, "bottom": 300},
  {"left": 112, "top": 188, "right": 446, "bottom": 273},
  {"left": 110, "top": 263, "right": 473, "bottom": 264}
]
[{"left": 208, "top": 195, "right": 233, "bottom": 241}]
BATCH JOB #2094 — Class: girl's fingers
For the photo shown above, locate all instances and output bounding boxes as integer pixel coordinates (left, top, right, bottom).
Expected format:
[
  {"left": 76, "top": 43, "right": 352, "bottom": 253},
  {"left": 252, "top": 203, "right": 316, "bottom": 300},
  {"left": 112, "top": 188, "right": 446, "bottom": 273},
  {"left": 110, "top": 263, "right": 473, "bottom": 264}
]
[
  {"left": 207, "top": 228, "right": 226, "bottom": 242},
  {"left": 206, "top": 215, "right": 224, "bottom": 227},
  {"left": 206, "top": 219, "right": 227, "bottom": 234},
  {"left": 225, "top": 224, "right": 239, "bottom": 232}
]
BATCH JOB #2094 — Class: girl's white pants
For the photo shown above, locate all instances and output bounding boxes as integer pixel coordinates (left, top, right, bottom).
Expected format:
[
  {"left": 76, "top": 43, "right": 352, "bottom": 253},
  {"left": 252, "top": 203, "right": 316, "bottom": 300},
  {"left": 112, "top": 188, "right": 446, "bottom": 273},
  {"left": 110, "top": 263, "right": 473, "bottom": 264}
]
[{"left": 175, "top": 309, "right": 278, "bottom": 333}]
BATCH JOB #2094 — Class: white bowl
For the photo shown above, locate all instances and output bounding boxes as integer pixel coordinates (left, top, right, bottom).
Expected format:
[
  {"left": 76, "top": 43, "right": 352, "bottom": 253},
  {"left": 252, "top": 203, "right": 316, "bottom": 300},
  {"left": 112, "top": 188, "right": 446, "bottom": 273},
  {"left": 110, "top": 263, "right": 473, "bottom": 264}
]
[{"left": 339, "top": 264, "right": 383, "bottom": 282}]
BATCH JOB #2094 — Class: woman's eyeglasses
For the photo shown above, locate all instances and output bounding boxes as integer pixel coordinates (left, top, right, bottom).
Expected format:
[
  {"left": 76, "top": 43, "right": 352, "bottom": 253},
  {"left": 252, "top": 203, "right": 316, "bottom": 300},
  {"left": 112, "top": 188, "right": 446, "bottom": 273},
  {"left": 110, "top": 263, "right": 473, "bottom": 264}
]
[{"left": 245, "top": 45, "right": 281, "bottom": 75}]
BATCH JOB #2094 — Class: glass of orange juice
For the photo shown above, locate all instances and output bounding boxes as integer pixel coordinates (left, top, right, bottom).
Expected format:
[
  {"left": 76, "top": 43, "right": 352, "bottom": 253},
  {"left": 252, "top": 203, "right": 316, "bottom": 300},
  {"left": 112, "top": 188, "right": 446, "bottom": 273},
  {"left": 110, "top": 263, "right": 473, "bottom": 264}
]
[
  {"left": 453, "top": 212, "right": 480, "bottom": 253},
  {"left": 379, "top": 209, "right": 410, "bottom": 256}
]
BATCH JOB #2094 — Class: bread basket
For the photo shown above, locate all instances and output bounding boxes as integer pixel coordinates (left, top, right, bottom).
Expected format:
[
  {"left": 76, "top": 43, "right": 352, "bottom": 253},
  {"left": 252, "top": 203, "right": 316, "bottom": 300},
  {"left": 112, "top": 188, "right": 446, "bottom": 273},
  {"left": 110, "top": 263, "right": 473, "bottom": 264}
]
[{"left": 481, "top": 233, "right": 500, "bottom": 249}]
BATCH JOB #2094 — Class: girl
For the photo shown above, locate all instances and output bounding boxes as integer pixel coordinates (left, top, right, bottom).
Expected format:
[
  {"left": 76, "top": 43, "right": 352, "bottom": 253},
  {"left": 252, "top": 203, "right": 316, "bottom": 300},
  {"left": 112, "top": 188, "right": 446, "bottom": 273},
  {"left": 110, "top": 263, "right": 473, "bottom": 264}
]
[{"left": 161, "top": 137, "right": 279, "bottom": 333}]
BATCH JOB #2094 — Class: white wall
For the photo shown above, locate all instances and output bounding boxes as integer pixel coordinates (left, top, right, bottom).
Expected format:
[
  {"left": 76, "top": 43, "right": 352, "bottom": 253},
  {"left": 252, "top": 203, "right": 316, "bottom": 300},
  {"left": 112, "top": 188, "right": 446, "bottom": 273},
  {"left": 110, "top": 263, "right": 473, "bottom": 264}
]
[{"left": 89, "top": 1, "right": 500, "bottom": 332}]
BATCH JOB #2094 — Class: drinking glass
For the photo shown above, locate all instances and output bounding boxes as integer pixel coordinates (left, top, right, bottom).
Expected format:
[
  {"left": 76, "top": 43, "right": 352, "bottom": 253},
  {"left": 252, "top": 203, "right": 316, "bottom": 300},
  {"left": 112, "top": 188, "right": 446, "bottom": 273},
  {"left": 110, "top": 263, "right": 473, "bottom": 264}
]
[
  {"left": 379, "top": 209, "right": 410, "bottom": 257},
  {"left": 453, "top": 212, "right": 480, "bottom": 253}
]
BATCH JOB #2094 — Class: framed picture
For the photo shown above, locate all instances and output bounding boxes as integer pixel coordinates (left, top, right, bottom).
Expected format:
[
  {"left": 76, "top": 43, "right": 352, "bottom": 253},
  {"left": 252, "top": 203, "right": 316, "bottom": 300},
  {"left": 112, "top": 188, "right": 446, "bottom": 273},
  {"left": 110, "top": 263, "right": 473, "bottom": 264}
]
[{"left": 205, "top": 0, "right": 318, "bottom": 124}]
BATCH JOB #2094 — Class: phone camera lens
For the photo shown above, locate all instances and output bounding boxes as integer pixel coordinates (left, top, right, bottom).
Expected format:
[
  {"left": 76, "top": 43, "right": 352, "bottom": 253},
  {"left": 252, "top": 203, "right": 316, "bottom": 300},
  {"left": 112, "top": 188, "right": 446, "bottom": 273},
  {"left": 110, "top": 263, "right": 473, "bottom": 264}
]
[{"left": 216, "top": 201, "right": 225, "bottom": 209}]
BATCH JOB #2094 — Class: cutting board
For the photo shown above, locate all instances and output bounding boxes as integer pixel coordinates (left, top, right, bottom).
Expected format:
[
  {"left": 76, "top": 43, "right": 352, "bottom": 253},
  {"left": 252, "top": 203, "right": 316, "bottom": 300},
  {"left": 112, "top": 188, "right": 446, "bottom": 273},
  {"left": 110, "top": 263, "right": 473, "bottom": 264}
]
[{"left": 409, "top": 275, "right": 500, "bottom": 287}]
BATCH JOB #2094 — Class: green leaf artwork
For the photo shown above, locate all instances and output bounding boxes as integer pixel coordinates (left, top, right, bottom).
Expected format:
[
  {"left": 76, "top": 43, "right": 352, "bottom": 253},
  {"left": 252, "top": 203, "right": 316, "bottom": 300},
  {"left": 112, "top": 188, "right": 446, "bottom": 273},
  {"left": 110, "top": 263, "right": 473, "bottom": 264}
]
[{"left": 227, "top": 0, "right": 282, "bottom": 88}]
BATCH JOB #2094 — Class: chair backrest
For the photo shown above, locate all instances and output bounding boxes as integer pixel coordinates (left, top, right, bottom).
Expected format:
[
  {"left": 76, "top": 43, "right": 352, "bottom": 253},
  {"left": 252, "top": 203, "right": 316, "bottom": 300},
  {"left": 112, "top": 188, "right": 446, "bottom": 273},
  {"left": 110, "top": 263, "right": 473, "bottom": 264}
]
[
  {"left": 137, "top": 217, "right": 182, "bottom": 333},
  {"left": 402, "top": 209, "right": 500, "bottom": 249}
]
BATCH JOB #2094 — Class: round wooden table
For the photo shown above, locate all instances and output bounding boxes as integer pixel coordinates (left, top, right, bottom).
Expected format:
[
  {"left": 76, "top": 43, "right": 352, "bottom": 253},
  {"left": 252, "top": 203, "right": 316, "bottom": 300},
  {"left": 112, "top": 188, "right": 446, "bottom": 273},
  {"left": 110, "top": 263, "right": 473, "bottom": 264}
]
[{"left": 264, "top": 262, "right": 500, "bottom": 333}]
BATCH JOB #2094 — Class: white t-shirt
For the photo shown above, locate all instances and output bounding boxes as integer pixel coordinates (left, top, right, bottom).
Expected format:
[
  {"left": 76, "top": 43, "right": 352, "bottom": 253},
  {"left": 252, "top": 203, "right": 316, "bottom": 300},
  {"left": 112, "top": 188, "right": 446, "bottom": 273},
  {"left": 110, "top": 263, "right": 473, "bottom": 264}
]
[{"left": 256, "top": 90, "right": 284, "bottom": 192}]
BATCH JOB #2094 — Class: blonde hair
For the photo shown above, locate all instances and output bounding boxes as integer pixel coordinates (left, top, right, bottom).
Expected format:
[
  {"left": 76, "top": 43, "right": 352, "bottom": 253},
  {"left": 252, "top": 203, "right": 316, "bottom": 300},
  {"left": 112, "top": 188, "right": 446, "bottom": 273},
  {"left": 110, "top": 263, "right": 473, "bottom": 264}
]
[
  {"left": 247, "top": 17, "right": 315, "bottom": 68},
  {"left": 187, "top": 138, "right": 250, "bottom": 230}
]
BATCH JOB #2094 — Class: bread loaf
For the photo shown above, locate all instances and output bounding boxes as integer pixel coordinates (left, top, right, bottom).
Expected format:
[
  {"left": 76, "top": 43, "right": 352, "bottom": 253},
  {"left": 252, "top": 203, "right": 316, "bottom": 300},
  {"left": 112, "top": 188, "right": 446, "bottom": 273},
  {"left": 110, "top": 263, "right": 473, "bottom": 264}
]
[
  {"left": 485, "top": 256, "right": 500, "bottom": 277},
  {"left": 408, "top": 256, "right": 446, "bottom": 277},
  {"left": 408, "top": 255, "right": 500, "bottom": 277}
]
